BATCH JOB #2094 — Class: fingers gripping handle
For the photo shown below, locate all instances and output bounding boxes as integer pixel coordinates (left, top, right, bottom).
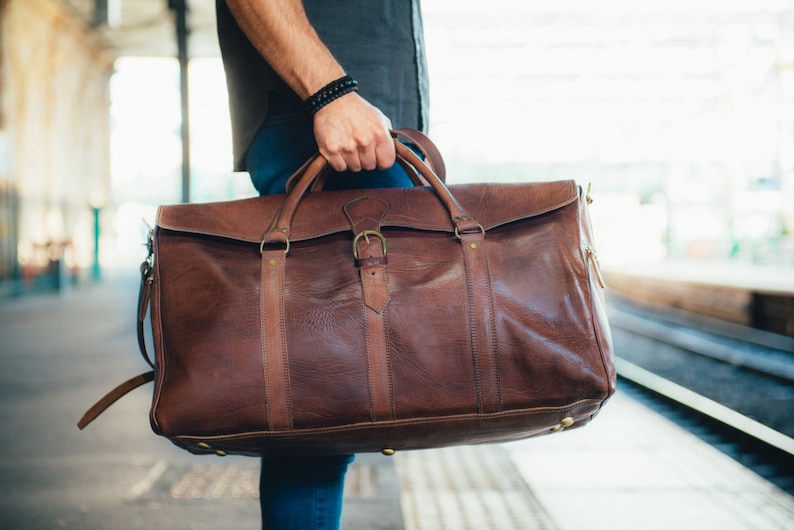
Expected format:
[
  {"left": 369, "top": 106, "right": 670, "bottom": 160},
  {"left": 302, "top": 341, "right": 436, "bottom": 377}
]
[{"left": 283, "top": 129, "right": 445, "bottom": 194}]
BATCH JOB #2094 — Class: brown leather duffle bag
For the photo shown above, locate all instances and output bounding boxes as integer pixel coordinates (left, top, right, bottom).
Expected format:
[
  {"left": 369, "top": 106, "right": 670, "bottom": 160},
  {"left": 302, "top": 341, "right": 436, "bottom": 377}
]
[{"left": 79, "top": 135, "right": 615, "bottom": 457}]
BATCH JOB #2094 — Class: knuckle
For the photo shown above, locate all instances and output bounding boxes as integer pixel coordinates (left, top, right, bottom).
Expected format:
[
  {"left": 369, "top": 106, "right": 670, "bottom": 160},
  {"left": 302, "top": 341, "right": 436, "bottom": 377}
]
[{"left": 371, "top": 127, "right": 389, "bottom": 143}]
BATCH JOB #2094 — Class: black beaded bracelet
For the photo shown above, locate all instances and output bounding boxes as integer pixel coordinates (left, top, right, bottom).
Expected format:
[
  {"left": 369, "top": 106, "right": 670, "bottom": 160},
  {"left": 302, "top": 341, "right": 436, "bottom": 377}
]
[{"left": 304, "top": 75, "right": 359, "bottom": 115}]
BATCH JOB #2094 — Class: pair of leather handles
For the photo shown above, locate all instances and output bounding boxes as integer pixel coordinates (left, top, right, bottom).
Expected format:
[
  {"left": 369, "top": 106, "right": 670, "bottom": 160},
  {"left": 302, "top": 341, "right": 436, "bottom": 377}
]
[
  {"left": 267, "top": 129, "right": 482, "bottom": 249},
  {"left": 284, "top": 128, "right": 446, "bottom": 193}
]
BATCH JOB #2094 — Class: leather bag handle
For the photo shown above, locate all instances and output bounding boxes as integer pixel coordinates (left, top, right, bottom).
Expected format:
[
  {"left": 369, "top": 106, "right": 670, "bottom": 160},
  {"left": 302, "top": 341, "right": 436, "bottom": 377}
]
[
  {"left": 392, "top": 128, "right": 446, "bottom": 183},
  {"left": 262, "top": 141, "right": 481, "bottom": 247},
  {"left": 284, "top": 129, "right": 445, "bottom": 194}
]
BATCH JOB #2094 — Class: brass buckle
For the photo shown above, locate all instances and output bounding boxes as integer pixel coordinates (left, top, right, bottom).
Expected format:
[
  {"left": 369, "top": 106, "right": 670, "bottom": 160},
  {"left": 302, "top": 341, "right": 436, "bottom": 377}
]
[
  {"left": 352, "top": 230, "right": 387, "bottom": 260},
  {"left": 454, "top": 223, "right": 485, "bottom": 240},
  {"left": 260, "top": 238, "right": 290, "bottom": 255}
]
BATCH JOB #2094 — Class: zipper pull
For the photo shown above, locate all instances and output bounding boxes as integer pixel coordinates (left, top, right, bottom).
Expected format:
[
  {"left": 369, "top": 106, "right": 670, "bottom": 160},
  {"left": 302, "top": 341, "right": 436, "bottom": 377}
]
[{"left": 585, "top": 246, "right": 605, "bottom": 288}]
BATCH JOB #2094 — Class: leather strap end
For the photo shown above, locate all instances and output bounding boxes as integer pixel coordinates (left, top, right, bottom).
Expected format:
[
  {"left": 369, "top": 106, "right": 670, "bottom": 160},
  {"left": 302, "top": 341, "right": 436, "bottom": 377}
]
[{"left": 77, "top": 371, "right": 155, "bottom": 430}]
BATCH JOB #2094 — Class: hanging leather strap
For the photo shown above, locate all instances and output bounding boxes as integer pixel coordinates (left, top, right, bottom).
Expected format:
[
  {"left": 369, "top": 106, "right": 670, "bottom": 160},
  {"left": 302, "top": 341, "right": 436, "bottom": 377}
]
[
  {"left": 77, "top": 371, "right": 154, "bottom": 429},
  {"left": 137, "top": 260, "right": 155, "bottom": 368},
  {"left": 77, "top": 258, "right": 157, "bottom": 429}
]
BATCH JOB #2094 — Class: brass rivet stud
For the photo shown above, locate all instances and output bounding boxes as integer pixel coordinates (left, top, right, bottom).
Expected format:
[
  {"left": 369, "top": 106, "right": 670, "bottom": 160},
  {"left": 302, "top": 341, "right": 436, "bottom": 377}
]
[
  {"left": 470, "top": 243, "right": 478, "bottom": 249},
  {"left": 551, "top": 425, "right": 564, "bottom": 432},
  {"left": 381, "top": 448, "right": 396, "bottom": 456},
  {"left": 560, "top": 416, "right": 575, "bottom": 427},
  {"left": 215, "top": 450, "right": 228, "bottom": 457},
  {"left": 197, "top": 442, "right": 212, "bottom": 449}
]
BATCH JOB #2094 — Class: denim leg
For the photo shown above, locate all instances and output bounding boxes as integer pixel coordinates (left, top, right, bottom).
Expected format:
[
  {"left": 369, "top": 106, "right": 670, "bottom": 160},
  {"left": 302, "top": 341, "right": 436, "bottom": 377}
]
[
  {"left": 246, "top": 120, "right": 415, "bottom": 195},
  {"left": 259, "top": 454, "right": 355, "bottom": 530},
  {"left": 247, "top": 120, "right": 318, "bottom": 195}
]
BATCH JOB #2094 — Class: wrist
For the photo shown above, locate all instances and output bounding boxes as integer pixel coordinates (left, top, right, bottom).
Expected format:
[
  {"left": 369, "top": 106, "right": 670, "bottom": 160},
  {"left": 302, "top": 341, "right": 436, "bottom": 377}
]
[{"left": 304, "top": 75, "right": 359, "bottom": 115}]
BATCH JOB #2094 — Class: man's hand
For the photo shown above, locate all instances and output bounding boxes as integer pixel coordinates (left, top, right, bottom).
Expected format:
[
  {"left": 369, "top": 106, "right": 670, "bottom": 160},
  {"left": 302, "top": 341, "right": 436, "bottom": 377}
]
[{"left": 313, "top": 93, "right": 395, "bottom": 172}]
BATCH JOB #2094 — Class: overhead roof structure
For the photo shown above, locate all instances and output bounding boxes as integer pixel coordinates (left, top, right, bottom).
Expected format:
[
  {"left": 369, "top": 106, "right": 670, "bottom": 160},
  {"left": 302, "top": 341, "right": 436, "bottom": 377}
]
[
  {"left": 62, "top": 0, "right": 220, "bottom": 57},
  {"left": 56, "top": 1, "right": 222, "bottom": 202}
]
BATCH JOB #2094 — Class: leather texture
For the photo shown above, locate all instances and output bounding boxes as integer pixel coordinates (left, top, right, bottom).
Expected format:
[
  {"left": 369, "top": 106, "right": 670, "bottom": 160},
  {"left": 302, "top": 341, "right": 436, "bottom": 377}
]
[{"left": 81, "top": 133, "right": 615, "bottom": 457}]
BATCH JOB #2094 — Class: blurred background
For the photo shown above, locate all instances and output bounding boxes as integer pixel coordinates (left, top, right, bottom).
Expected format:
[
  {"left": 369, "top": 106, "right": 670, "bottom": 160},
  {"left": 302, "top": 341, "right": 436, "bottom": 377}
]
[{"left": 1, "top": 0, "right": 793, "bottom": 299}]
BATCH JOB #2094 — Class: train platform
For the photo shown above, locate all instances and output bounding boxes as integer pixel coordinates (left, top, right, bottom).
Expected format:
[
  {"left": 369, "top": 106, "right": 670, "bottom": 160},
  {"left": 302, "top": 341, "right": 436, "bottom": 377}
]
[
  {"left": 603, "top": 259, "right": 794, "bottom": 338},
  {"left": 397, "top": 390, "right": 794, "bottom": 530},
  {"left": 1, "top": 273, "right": 793, "bottom": 529}
]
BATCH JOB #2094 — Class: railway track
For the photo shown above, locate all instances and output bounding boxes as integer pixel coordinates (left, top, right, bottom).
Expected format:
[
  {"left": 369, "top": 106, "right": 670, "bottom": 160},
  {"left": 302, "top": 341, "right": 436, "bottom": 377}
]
[{"left": 607, "top": 294, "right": 794, "bottom": 495}]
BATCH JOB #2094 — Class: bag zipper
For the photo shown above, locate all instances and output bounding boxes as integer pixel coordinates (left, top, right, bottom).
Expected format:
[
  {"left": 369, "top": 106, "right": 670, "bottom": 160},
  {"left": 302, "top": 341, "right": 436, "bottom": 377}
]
[{"left": 585, "top": 246, "right": 605, "bottom": 289}]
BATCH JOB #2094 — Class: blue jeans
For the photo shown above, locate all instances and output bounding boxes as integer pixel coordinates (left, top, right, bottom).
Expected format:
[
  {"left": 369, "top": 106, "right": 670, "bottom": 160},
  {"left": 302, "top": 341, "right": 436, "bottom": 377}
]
[
  {"left": 248, "top": 120, "right": 412, "bottom": 530},
  {"left": 259, "top": 454, "right": 356, "bottom": 530},
  {"left": 247, "top": 119, "right": 414, "bottom": 195}
]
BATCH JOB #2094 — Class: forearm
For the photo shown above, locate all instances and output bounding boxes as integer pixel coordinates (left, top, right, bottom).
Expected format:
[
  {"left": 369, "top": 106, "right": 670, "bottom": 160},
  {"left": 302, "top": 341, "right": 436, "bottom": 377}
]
[
  {"left": 224, "top": 0, "right": 395, "bottom": 172},
  {"left": 225, "top": 0, "right": 345, "bottom": 99}
]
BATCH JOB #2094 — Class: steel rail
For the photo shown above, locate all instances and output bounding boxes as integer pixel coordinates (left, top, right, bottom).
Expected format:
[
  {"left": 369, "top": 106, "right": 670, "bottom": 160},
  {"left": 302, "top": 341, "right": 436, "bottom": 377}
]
[{"left": 616, "top": 356, "right": 794, "bottom": 457}]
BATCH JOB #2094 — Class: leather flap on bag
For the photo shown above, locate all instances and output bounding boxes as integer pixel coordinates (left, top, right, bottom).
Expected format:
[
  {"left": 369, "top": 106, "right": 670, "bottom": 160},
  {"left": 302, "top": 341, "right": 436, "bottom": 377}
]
[{"left": 155, "top": 179, "right": 578, "bottom": 244}]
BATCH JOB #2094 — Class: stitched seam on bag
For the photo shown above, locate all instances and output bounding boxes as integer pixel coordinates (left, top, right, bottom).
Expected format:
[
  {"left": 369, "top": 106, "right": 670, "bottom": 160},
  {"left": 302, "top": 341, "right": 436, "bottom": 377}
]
[
  {"left": 480, "top": 241, "right": 503, "bottom": 412},
  {"left": 384, "top": 309, "right": 396, "bottom": 420},
  {"left": 364, "top": 305, "right": 376, "bottom": 422},
  {"left": 278, "top": 261, "right": 294, "bottom": 430},
  {"left": 155, "top": 205, "right": 578, "bottom": 244},
  {"left": 325, "top": 190, "right": 575, "bottom": 236},
  {"left": 461, "top": 240, "right": 483, "bottom": 414},
  {"left": 171, "top": 399, "right": 607, "bottom": 441},
  {"left": 260, "top": 257, "right": 273, "bottom": 430},
  {"left": 154, "top": 185, "right": 578, "bottom": 242}
]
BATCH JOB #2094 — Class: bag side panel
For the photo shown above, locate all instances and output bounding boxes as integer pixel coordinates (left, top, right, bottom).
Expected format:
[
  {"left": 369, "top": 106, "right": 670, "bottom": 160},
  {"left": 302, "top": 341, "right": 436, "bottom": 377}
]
[
  {"left": 486, "top": 201, "right": 612, "bottom": 409},
  {"left": 150, "top": 230, "right": 269, "bottom": 436}
]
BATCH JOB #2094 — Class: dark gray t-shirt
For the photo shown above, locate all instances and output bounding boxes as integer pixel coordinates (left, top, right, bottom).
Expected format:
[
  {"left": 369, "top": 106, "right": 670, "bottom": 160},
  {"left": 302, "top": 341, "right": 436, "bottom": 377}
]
[{"left": 216, "top": 0, "right": 429, "bottom": 171}]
